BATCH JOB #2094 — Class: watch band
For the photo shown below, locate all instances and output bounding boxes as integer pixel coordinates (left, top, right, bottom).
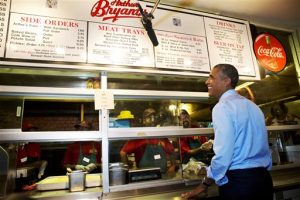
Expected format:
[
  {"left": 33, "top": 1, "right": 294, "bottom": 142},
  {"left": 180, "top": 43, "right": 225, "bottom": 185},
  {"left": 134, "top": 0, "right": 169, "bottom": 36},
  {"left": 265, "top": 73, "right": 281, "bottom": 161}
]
[{"left": 202, "top": 176, "right": 213, "bottom": 187}]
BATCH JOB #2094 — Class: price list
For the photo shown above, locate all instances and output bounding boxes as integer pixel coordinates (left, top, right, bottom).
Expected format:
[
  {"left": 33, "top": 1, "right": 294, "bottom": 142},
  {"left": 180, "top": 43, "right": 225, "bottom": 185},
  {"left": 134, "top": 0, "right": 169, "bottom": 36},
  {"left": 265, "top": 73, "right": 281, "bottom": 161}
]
[
  {"left": 0, "top": 0, "right": 10, "bottom": 57},
  {"left": 204, "top": 17, "right": 255, "bottom": 76},
  {"left": 6, "top": 13, "right": 87, "bottom": 62},
  {"left": 155, "top": 31, "right": 210, "bottom": 72},
  {"left": 88, "top": 22, "right": 154, "bottom": 67}
]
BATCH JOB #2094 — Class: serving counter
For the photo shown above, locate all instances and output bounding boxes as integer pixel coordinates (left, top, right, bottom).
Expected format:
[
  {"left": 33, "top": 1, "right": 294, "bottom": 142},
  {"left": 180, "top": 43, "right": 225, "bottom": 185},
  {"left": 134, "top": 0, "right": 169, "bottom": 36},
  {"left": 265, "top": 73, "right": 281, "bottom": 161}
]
[
  {"left": 17, "top": 167, "right": 299, "bottom": 200},
  {"left": 102, "top": 167, "right": 300, "bottom": 200}
]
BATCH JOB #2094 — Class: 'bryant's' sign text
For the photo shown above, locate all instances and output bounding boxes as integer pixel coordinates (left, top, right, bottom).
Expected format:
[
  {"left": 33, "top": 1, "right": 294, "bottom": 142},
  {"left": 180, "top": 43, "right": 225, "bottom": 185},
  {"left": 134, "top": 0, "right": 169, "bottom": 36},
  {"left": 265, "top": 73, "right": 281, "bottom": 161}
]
[{"left": 91, "top": 0, "right": 147, "bottom": 22}]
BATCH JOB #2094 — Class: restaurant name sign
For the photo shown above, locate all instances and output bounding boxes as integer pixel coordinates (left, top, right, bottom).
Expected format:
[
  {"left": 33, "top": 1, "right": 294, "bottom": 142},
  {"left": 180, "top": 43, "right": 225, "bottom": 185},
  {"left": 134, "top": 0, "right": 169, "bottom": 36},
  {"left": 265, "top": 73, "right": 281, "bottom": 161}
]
[{"left": 91, "top": 0, "right": 145, "bottom": 22}]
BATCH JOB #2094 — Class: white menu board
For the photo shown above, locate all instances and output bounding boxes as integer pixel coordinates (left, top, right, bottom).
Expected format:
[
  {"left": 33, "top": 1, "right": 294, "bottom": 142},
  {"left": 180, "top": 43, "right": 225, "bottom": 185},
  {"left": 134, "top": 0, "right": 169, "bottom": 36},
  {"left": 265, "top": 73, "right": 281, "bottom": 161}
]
[
  {"left": 88, "top": 22, "right": 154, "bottom": 67},
  {"left": 6, "top": 13, "right": 87, "bottom": 62},
  {"left": 204, "top": 17, "right": 256, "bottom": 76},
  {"left": 152, "top": 8, "right": 206, "bottom": 36},
  {"left": 0, "top": 0, "right": 11, "bottom": 57},
  {"left": 155, "top": 31, "right": 210, "bottom": 72}
]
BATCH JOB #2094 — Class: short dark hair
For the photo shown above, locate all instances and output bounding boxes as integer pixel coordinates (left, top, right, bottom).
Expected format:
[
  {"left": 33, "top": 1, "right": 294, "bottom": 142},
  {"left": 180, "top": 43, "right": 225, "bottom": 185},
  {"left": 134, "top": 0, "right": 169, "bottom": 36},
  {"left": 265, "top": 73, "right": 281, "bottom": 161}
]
[
  {"left": 214, "top": 64, "right": 239, "bottom": 88},
  {"left": 271, "top": 102, "right": 288, "bottom": 118},
  {"left": 179, "top": 109, "right": 189, "bottom": 116}
]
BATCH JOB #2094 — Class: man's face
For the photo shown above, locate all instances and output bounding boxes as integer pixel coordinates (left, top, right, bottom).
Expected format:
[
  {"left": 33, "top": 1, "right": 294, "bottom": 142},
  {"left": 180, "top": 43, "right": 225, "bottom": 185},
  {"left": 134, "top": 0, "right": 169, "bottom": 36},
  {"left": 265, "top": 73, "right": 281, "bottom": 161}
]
[
  {"left": 178, "top": 114, "right": 190, "bottom": 128},
  {"left": 143, "top": 114, "right": 156, "bottom": 126},
  {"left": 205, "top": 67, "right": 229, "bottom": 99}
]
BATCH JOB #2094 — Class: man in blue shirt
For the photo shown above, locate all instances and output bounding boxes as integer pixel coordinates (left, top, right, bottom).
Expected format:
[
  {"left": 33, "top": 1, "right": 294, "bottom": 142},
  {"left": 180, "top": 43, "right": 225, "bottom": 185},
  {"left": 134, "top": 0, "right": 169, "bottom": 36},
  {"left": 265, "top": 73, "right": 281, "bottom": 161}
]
[{"left": 182, "top": 64, "right": 273, "bottom": 200}]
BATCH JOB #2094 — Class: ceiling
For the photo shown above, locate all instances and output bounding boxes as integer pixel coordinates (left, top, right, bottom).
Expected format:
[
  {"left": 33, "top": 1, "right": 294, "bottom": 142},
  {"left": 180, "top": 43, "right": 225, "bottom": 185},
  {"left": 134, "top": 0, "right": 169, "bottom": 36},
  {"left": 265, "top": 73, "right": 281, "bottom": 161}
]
[{"left": 152, "top": 0, "right": 300, "bottom": 30}]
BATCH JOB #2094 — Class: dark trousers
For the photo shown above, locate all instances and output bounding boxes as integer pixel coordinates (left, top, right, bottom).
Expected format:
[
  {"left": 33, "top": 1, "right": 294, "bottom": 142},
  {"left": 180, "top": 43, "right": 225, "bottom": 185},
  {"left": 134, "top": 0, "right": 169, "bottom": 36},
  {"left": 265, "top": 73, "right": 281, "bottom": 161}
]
[{"left": 219, "top": 167, "right": 273, "bottom": 200}]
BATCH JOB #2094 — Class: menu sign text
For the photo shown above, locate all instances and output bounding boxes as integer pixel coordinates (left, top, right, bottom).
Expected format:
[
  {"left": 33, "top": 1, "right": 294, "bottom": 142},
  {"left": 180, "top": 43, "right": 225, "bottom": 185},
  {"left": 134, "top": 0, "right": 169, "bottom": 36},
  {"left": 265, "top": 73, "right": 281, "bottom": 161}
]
[
  {"left": 155, "top": 31, "right": 210, "bottom": 72},
  {"left": 88, "top": 22, "right": 154, "bottom": 67},
  {"left": 205, "top": 17, "right": 256, "bottom": 76},
  {"left": 6, "top": 13, "right": 87, "bottom": 62},
  {"left": 2, "top": 1, "right": 259, "bottom": 79},
  {"left": 0, "top": 0, "right": 10, "bottom": 57}
]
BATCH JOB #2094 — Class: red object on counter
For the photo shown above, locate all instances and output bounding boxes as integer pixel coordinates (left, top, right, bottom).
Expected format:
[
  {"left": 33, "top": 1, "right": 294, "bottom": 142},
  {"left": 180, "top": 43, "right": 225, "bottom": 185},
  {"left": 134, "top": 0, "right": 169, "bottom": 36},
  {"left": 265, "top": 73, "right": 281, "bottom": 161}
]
[{"left": 22, "top": 183, "right": 37, "bottom": 191}]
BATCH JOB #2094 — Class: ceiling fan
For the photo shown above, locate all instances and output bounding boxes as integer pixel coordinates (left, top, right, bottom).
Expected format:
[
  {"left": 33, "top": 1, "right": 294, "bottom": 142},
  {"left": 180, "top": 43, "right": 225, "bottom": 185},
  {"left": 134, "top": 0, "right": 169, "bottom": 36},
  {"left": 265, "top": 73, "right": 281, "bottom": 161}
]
[{"left": 137, "top": 0, "right": 161, "bottom": 46}]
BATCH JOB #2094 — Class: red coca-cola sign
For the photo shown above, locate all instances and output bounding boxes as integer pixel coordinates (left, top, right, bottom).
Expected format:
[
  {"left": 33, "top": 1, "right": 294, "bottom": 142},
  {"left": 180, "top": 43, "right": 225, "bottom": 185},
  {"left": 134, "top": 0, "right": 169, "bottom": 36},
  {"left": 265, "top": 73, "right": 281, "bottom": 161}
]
[{"left": 254, "top": 33, "right": 286, "bottom": 72}]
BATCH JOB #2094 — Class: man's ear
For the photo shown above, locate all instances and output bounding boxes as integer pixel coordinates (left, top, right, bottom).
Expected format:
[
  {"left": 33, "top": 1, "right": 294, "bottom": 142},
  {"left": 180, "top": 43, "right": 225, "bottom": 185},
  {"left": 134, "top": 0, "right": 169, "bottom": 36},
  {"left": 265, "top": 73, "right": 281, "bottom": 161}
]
[{"left": 224, "top": 77, "right": 232, "bottom": 88}]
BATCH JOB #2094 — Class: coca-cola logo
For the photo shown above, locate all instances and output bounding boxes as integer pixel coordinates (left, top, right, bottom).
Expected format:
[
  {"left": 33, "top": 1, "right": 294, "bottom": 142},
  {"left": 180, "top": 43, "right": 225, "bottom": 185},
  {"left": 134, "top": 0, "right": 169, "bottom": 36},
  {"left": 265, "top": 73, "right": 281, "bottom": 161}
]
[
  {"left": 254, "top": 33, "right": 286, "bottom": 72},
  {"left": 257, "top": 46, "right": 284, "bottom": 58},
  {"left": 91, "top": 0, "right": 146, "bottom": 22}
]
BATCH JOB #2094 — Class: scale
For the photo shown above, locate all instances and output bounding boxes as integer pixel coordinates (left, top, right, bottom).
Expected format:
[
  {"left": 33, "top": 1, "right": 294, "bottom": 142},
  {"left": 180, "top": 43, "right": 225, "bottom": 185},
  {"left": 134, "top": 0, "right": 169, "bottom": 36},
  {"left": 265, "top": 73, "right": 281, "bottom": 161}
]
[{"left": 128, "top": 167, "right": 161, "bottom": 183}]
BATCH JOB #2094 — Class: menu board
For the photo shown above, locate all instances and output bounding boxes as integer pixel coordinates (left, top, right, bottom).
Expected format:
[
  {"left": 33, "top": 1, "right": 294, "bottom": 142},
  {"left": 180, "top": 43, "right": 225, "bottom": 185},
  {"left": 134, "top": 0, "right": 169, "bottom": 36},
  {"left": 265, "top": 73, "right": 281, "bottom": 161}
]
[
  {"left": 88, "top": 22, "right": 155, "bottom": 67},
  {"left": 0, "top": 0, "right": 11, "bottom": 57},
  {"left": 5, "top": 13, "right": 87, "bottom": 62},
  {"left": 1, "top": 0, "right": 260, "bottom": 79},
  {"left": 151, "top": 8, "right": 209, "bottom": 72},
  {"left": 204, "top": 17, "right": 256, "bottom": 76},
  {"left": 155, "top": 31, "right": 210, "bottom": 71}
]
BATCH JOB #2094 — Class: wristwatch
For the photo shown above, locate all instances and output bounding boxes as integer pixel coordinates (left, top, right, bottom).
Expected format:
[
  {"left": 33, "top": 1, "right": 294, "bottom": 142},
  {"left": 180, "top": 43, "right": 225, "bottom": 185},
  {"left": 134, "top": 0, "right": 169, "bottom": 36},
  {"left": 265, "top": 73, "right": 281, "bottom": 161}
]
[{"left": 202, "top": 176, "right": 214, "bottom": 187}]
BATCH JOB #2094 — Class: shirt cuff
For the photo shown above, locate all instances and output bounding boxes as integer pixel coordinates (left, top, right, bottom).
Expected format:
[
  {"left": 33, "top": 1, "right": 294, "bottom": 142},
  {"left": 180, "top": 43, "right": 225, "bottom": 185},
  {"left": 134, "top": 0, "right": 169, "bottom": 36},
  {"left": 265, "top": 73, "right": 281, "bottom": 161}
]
[{"left": 206, "top": 166, "right": 228, "bottom": 186}]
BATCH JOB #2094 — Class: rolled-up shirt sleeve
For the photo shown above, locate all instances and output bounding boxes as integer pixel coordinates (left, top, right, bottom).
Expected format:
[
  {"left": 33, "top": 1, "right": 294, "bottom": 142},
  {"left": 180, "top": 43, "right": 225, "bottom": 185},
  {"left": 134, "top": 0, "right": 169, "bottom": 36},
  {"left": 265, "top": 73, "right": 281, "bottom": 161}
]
[{"left": 207, "top": 102, "right": 235, "bottom": 186}]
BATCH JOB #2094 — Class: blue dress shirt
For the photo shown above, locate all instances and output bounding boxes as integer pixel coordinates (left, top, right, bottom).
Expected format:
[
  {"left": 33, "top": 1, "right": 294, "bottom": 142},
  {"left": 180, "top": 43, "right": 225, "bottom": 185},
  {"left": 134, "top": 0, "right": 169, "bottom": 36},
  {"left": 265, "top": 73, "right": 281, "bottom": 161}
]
[{"left": 207, "top": 89, "right": 272, "bottom": 186}]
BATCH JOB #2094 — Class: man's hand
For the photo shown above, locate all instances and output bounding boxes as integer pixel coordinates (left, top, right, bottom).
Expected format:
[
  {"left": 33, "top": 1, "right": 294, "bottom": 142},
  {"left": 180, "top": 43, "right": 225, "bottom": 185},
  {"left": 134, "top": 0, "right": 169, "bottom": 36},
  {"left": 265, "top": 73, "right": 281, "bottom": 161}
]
[
  {"left": 75, "top": 165, "right": 85, "bottom": 171},
  {"left": 200, "top": 140, "right": 213, "bottom": 151},
  {"left": 84, "top": 163, "right": 97, "bottom": 172},
  {"left": 181, "top": 184, "right": 207, "bottom": 199}
]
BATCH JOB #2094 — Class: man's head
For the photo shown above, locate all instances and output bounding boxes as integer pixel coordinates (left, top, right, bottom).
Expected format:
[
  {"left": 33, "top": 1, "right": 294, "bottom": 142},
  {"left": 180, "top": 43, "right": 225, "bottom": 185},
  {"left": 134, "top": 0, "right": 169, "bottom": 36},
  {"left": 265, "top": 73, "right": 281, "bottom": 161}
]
[
  {"left": 205, "top": 64, "right": 239, "bottom": 99},
  {"left": 143, "top": 108, "right": 157, "bottom": 127},
  {"left": 178, "top": 109, "right": 190, "bottom": 128},
  {"left": 271, "top": 102, "right": 288, "bottom": 120}
]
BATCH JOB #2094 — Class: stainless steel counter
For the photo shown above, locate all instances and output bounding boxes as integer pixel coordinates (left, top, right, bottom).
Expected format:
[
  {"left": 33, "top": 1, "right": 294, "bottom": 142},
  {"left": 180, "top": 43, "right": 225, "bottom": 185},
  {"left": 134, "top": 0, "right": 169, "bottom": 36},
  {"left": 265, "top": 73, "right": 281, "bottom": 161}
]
[
  {"left": 5, "top": 187, "right": 102, "bottom": 200},
  {"left": 6, "top": 167, "right": 300, "bottom": 200},
  {"left": 103, "top": 167, "right": 300, "bottom": 200},
  {"left": 271, "top": 167, "right": 300, "bottom": 191},
  {"left": 29, "top": 187, "right": 102, "bottom": 200}
]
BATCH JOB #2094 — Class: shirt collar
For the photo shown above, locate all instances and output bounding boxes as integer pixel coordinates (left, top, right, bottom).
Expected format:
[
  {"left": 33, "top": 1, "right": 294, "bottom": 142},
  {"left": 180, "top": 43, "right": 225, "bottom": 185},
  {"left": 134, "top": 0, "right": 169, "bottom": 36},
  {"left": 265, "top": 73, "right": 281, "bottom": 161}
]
[{"left": 219, "top": 89, "right": 236, "bottom": 101}]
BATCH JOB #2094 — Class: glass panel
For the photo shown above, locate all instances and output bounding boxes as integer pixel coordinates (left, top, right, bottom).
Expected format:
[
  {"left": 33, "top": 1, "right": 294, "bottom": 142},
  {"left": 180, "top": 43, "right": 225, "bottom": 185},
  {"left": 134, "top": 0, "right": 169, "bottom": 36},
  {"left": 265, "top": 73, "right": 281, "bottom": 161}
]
[
  {"left": 108, "top": 135, "right": 217, "bottom": 184},
  {"left": 178, "top": 135, "right": 214, "bottom": 180},
  {"left": 110, "top": 99, "right": 215, "bottom": 128},
  {"left": 109, "top": 137, "right": 181, "bottom": 185},
  {"left": 22, "top": 100, "right": 99, "bottom": 131},
  {"left": 108, "top": 72, "right": 208, "bottom": 92},
  {"left": 0, "top": 141, "right": 102, "bottom": 192},
  {"left": 0, "top": 97, "right": 23, "bottom": 129},
  {"left": 0, "top": 67, "right": 101, "bottom": 89}
]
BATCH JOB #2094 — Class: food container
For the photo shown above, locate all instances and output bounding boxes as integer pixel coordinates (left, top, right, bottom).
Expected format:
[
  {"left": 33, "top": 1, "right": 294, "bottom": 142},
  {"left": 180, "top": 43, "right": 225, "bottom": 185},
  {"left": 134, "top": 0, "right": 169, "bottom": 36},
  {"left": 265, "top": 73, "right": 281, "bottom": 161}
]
[
  {"left": 109, "top": 163, "right": 128, "bottom": 186},
  {"left": 68, "top": 170, "right": 86, "bottom": 192}
]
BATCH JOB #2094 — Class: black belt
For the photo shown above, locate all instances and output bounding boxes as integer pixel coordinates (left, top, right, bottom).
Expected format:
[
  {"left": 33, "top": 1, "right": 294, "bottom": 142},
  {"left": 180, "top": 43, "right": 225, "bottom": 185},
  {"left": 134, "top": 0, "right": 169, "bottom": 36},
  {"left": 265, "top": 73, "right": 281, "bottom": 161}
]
[{"left": 227, "top": 167, "right": 267, "bottom": 176}]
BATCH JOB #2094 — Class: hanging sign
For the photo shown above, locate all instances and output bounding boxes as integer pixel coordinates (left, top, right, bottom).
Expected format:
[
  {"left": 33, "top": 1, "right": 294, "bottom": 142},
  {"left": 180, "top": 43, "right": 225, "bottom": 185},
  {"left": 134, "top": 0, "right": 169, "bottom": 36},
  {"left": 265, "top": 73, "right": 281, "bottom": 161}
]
[
  {"left": 0, "top": 0, "right": 11, "bottom": 57},
  {"left": 94, "top": 90, "right": 115, "bottom": 110},
  {"left": 253, "top": 33, "right": 287, "bottom": 72},
  {"left": 204, "top": 17, "right": 256, "bottom": 76},
  {"left": 5, "top": 13, "right": 87, "bottom": 62}
]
